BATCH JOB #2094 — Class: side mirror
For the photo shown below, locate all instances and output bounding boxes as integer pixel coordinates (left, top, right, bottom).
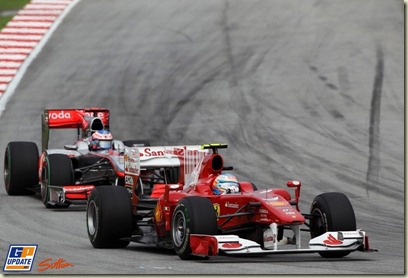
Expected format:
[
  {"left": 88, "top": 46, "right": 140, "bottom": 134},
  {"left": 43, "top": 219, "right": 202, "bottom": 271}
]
[
  {"left": 287, "top": 180, "right": 301, "bottom": 211},
  {"left": 287, "top": 180, "right": 301, "bottom": 188}
]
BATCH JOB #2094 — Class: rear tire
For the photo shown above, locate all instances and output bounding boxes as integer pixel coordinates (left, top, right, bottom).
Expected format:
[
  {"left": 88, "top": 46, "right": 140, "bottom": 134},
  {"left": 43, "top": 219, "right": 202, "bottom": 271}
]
[
  {"left": 171, "top": 196, "right": 218, "bottom": 260},
  {"left": 41, "top": 154, "right": 74, "bottom": 208},
  {"left": 87, "top": 186, "right": 132, "bottom": 248},
  {"left": 310, "top": 192, "right": 356, "bottom": 258},
  {"left": 4, "top": 142, "right": 38, "bottom": 195}
]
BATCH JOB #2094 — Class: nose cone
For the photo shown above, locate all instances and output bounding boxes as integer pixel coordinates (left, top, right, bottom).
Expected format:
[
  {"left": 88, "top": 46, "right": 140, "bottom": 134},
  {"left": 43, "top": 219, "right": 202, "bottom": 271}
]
[
  {"left": 271, "top": 206, "right": 304, "bottom": 223},
  {"left": 260, "top": 194, "right": 305, "bottom": 224}
]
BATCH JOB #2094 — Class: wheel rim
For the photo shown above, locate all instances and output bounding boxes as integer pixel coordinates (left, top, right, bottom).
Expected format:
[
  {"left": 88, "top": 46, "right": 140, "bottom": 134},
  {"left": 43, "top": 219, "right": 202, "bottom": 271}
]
[
  {"left": 87, "top": 200, "right": 97, "bottom": 236},
  {"left": 311, "top": 208, "right": 327, "bottom": 237},
  {"left": 41, "top": 166, "right": 49, "bottom": 204},
  {"left": 172, "top": 210, "right": 186, "bottom": 247},
  {"left": 4, "top": 150, "right": 10, "bottom": 191}
]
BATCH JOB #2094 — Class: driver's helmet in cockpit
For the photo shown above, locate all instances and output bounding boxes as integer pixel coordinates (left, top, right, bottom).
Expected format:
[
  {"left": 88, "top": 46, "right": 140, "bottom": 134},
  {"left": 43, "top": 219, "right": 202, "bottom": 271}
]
[
  {"left": 89, "top": 130, "right": 113, "bottom": 151},
  {"left": 212, "top": 173, "right": 240, "bottom": 195}
]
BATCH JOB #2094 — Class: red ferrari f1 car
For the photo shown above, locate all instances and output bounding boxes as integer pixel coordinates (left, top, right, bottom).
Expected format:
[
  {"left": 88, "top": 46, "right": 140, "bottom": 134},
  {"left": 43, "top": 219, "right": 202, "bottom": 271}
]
[
  {"left": 4, "top": 108, "right": 149, "bottom": 208},
  {"left": 86, "top": 143, "right": 376, "bottom": 259}
]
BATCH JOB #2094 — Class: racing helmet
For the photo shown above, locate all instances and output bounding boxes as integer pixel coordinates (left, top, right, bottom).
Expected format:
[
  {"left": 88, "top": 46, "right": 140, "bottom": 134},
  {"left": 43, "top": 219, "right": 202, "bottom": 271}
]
[
  {"left": 212, "top": 173, "right": 240, "bottom": 195},
  {"left": 90, "top": 130, "right": 113, "bottom": 150}
]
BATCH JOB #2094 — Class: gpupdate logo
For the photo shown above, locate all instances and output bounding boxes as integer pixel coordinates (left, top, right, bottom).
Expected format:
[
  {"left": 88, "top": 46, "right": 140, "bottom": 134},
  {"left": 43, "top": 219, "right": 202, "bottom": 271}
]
[{"left": 3, "top": 245, "right": 38, "bottom": 272}]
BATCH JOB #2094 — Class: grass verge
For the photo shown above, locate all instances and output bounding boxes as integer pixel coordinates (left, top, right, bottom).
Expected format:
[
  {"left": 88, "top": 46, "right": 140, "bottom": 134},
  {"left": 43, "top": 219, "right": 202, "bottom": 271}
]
[{"left": 0, "top": 0, "right": 31, "bottom": 30}]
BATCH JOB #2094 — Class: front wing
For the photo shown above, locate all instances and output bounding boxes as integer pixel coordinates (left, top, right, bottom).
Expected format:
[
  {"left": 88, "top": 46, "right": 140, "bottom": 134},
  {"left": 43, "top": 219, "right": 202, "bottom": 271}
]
[
  {"left": 47, "top": 185, "right": 95, "bottom": 206},
  {"left": 190, "top": 230, "right": 376, "bottom": 257}
]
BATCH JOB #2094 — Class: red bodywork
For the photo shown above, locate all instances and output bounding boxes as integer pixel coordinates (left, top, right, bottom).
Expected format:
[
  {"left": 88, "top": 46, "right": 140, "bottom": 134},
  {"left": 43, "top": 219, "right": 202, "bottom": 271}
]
[
  {"left": 43, "top": 108, "right": 110, "bottom": 130},
  {"left": 87, "top": 143, "right": 374, "bottom": 258},
  {"left": 127, "top": 146, "right": 304, "bottom": 241}
]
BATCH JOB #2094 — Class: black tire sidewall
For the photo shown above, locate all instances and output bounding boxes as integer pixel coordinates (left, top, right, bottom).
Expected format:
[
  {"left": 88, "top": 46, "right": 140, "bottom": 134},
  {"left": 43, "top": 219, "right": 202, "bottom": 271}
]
[
  {"left": 4, "top": 142, "right": 38, "bottom": 195},
  {"left": 41, "top": 154, "right": 74, "bottom": 207},
  {"left": 171, "top": 196, "right": 217, "bottom": 259},
  {"left": 47, "top": 154, "right": 74, "bottom": 186},
  {"left": 87, "top": 188, "right": 103, "bottom": 246},
  {"left": 310, "top": 192, "right": 356, "bottom": 237},
  {"left": 172, "top": 203, "right": 191, "bottom": 257},
  {"left": 310, "top": 192, "right": 356, "bottom": 258},
  {"left": 87, "top": 186, "right": 132, "bottom": 248}
]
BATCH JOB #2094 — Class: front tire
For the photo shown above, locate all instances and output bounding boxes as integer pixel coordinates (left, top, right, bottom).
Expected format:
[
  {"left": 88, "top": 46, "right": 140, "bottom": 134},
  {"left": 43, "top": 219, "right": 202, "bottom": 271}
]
[
  {"left": 87, "top": 186, "right": 132, "bottom": 248},
  {"left": 4, "top": 141, "right": 38, "bottom": 195},
  {"left": 171, "top": 196, "right": 217, "bottom": 260},
  {"left": 41, "top": 154, "right": 74, "bottom": 208},
  {"left": 310, "top": 192, "right": 356, "bottom": 258}
]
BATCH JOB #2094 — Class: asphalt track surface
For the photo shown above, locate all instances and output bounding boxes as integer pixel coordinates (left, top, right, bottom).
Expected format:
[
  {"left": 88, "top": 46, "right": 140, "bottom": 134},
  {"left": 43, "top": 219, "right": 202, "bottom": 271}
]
[{"left": 0, "top": 0, "right": 404, "bottom": 275}]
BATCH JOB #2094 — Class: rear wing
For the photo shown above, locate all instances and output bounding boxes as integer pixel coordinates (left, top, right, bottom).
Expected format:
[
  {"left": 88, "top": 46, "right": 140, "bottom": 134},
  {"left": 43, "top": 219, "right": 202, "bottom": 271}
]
[{"left": 41, "top": 108, "right": 110, "bottom": 151}]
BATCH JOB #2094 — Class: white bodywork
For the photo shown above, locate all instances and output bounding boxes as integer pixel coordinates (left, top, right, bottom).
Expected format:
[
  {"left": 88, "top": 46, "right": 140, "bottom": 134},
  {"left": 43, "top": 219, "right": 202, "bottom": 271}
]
[{"left": 190, "top": 229, "right": 369, "bottom": 256}]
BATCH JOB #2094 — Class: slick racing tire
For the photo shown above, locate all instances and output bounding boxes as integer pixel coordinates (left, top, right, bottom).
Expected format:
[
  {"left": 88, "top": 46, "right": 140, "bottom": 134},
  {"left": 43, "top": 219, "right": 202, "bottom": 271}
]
[
  {"left": 4, "top": 141, "right": 39, "bottom": 195},
  {"left": 310, "top": 192, "right": 356, "bottom": 258},
  {"left": 41, "top": 154, "right": 74, "bottom": 209},
  {"left": 171, "top": 196, "right": 218, "bottom": 260},
  {"left": 87, "top": 186, "right": 132, "bottom": 248},
  {"left": 123, "top": 140, "right": 151, "bottom": 147}
]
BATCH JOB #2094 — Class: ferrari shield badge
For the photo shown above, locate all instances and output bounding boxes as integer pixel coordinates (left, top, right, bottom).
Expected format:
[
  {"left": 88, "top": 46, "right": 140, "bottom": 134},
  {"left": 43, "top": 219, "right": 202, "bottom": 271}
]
[{"left": 213, "top": 203, "right": 220, "bottom": 216}]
